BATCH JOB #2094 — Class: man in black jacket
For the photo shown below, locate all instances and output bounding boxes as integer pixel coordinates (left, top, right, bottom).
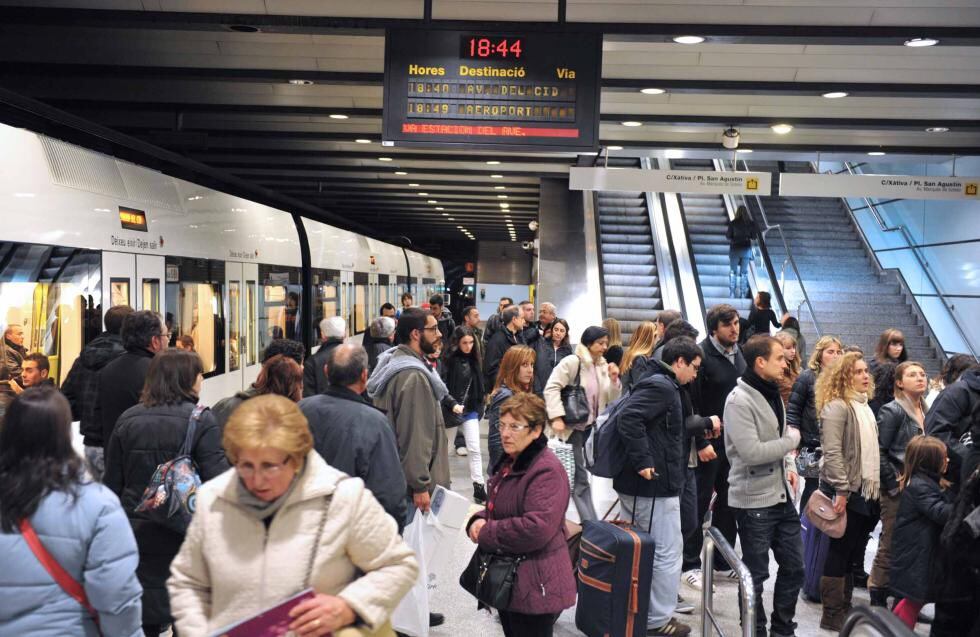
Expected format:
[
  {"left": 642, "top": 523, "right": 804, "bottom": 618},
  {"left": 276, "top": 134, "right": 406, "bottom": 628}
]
[
  {"left": 303, "top": 316, "right": 346, "bottom": 397},
  {"left": 685, "top": 304, "right": 746, "bottom": 587},
  {"left": 62, "top": 304, "right": 133, "bottom": 481},
  {"left": 97, "top": 310, "right": 168, "bottom": 455},
  {"left": 926, "top": 366, "right": 980, "bottom": 482},
  {"left": 429, "top": 294, "right": 455, "bottom": 350},
  {"left": 483, "top": 305, "right": 524, "bottom": 388},
  {"left": 299, "top": 344, "right": 408, "bottom": 530},
  {"left": 614, "top": 337, "right": 703, "bottom": 637},
  {"left": 482, "top": 296, "right": 513, "bottom": 344}
]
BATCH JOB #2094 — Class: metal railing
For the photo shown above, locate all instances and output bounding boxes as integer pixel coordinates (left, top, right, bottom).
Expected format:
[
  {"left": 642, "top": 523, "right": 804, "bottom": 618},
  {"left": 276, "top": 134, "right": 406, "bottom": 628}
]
[
  {"left": 829, "top": 162, "right": 977, "bottom": 361},
  {"left": 840, "top": 606, "right": 917, "bottom": 637},
  {"left": 701, "top": 527, "right": 755, "bottom": 637},
  {"left": 720, "top": 160, "right": 823, "bottom": 338}
]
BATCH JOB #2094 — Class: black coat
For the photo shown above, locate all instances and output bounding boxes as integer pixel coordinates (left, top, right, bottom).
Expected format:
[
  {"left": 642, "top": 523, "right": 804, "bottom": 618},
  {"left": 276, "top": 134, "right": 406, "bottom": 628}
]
[
  {"left": 367, "top": 338, "right": 393, "bottom": 374},
  {"left": 691, "top": 337, "right": 746, "bottom": 457},
  {"left": 303, "top": 338, "right": 343, "bottom": 398},
  {"left": 484, "top": 327, "right": 520, "bottom": 388},
  {"left": 97, "top": 348, "right": 155, "bottom": 446},
  {"left": 622, "top": 354, "right": 657, "bottom": 393},
  {"left": 925, "top": 368, "right": 980, "bottom": 480},
  {"left": 613, "top": 363, "right": 687, "bottom": 499},
  {"left": 103, "top": 401, "right": 229, "bottom": 624},
  {"left": 877, "top": 400, "right": 924, "bottom": 493},
  {"left": 210, "top": 386, "right": 260, "bottom": 430},
  {"left": 435, "top": 307, "right": 456, "bottom": 349},
  {"left": 786, "top": 368, "right": 820, "bottom": 449},
  {"left": 441, "top": 352, "right": 485, "bottom": 416},
  {"left": 299, "top": 386, "right": 408, "bottom": 530},
  {"left": 534, "top": 340, "right": 572, "bottom": 395},
  {"left": 61, "top": 331, "right": 126, "bottom": 446},
  {"left": 890, "top": 472, "right": 954, "bottom": 603}
]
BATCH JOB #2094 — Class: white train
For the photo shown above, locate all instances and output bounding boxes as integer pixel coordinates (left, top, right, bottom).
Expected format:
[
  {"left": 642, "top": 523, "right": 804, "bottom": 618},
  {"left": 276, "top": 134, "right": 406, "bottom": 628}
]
[{"left": 0, "top": 121, "right": 444, "bottom": 405}]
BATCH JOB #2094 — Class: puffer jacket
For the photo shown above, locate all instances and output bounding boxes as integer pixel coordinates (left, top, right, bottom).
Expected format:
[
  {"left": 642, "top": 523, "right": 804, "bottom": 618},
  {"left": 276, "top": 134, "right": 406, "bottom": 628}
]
[
  {"left": 786, "top": 368, "right": 820, "bottom": 449},
  {"left": 926, "top": 368, "right": 980, "bottom": 479},
  {"left": 0, "top": 482, "right": 143, "bottom": 636},
  {"left": 468, "top": 435, "right": 577, "bottom": 615},
  {"left": 877, "top": 399, "right": 926, "bottom": 494},
  {"left": 543, "top": 346, "right": 622, "bottom": 433},
  {"left": 441, "top": 351, "right": 485, "bottom": 416},
  {"left": 168, "top": 451, "right": 419, "bottom": 635},
  {"left": 61, "top": 331, "right": 126, "bottom": 446},
  {"left": 890, "top": 471, "right": 953, "bottom": 602},
  {"left": 104, "top": 401, "right": 229, "bottom": 625},
  {"left": 533, "top": 339, "right": 572, "bottom": 395}
]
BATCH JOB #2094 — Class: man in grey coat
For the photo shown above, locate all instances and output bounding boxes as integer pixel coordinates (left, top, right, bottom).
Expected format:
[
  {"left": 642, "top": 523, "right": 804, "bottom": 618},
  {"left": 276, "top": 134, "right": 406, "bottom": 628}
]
[
  {"left": 299, "top": 343, "right": 407, "bottom": 530},
  {"left": 724, "top": 335, "right": 802, "bottom": 637}
]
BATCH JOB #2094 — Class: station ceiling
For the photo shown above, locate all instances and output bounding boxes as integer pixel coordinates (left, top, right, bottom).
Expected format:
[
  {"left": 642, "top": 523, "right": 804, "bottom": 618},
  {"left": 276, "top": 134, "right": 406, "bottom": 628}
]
[{"left": 0, "top": 1, "right": 979, "bottom": 260}]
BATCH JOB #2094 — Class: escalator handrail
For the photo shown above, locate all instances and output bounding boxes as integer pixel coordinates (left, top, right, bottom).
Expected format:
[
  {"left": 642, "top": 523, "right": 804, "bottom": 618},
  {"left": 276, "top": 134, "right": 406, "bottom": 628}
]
[
  {"left": 839, "top": 605, "right": 917, "bottom": 637},
  {"left": 833, "top": 162, "right": 978, "bottom": 361}
]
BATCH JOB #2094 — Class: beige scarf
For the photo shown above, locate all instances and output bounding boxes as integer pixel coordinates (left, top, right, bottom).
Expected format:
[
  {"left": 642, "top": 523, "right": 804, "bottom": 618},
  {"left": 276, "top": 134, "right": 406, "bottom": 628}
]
[{"left": 851, "top": 393, "right": 880, "bottom": 501}]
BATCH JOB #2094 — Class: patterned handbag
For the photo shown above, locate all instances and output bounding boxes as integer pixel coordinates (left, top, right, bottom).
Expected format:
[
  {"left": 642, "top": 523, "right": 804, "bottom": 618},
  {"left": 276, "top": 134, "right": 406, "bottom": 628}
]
[
  {"left": 134, "top": 405, "right": 206, "bottom": 534},
  {"left": 796, "top": 446, "right": 822, "bottom": 479},
  {"left": 548, "top": 437, "right": 576, "bottom": 492}
]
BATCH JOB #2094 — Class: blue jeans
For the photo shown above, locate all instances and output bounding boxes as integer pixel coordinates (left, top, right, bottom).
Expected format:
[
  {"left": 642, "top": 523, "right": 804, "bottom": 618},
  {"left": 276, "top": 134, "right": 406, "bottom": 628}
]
[
  {"left": 729, "top": 247, "right": 751, "bottom": 297},
  {"left": 733, "top": 501, "right": 804, "bottom": 636}
]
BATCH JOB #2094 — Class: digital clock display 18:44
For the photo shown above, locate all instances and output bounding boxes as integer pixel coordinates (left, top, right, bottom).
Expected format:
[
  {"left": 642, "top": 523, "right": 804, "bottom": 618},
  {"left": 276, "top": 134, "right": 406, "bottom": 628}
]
[{"left": 460, "top": 36, "right": 523, "bottom": 59}]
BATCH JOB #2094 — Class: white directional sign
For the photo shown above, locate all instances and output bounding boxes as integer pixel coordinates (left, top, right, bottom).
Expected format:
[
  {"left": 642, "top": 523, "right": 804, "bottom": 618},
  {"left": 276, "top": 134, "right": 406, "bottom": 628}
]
[
  {"left": 569, "top": 167, "right": 771, "bottom": 195},
  {"left": 779, "top": 173, "right": 980, "bottom": 201}
]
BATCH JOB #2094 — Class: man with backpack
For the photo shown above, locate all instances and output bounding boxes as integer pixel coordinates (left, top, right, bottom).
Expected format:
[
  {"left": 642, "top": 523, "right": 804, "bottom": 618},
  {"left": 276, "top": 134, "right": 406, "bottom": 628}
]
[{"left": 612, "top": 337, "right": 704, "bottom": 637}]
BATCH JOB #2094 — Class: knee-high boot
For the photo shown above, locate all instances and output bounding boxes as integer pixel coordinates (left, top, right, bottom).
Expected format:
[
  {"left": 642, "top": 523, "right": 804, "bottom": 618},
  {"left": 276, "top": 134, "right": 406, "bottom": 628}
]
[
  {"left": 820, "top": 576, "right": 848, "bottom": 632},
  {"left": 844, "top": 574, "right": 854, "bottom": 612}
]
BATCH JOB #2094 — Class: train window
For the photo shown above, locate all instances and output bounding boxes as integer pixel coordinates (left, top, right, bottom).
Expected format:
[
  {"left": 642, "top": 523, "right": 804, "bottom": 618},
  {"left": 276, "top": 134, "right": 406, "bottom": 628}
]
[
  {"left": 312, "top": 268, "right": 340, "bottom": 343},
  {"left": 245, "top": 280, "right": 257, "bottom": 366},
  {"left": 0, "top": 242, "right": 101, "bottom": 386},
  {"left": 257, "top": 264, "right": 302, "bottom": 356},
  {"left": 353, "top": 272, "right": 369, "bottom": 335},
  {"left": 110, "top": 278, "right": 130, "bottom": 307},
  {"left": 164, "top": 257, "right": 226, "bottom": 378},
  {"left": 228, "top": 281, "right": 240, "bottom": 372},
  {"left": 142, "top": 279, "right": 160, "bottom": 312}
]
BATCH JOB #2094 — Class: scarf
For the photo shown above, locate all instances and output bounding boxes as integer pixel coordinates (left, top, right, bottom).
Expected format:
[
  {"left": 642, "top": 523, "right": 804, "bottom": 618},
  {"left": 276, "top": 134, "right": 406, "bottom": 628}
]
[
  {"left": 236, "top": 459, "right": 306, "bottom": 522},
  {"left": 851, "top": 393, "right": 880, "bottom": 501},
  {"left": 742, "top": 368, "right": 785, "bottom": 429},
  {"left": 366, "top": 345, "right": 449, "bottom": 401},
  {"left": 895, "top": 394, "right": 926, "bottom": 431}
]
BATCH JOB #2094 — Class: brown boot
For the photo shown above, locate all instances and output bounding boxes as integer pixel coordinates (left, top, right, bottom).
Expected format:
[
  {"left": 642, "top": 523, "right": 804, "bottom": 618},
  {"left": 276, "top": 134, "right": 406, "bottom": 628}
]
[
  {"left": 819, "top": 576, "right": 848, "bottom": 632},
  {"left": 843, "top": 574, "right": 854, "bottom": 612}
]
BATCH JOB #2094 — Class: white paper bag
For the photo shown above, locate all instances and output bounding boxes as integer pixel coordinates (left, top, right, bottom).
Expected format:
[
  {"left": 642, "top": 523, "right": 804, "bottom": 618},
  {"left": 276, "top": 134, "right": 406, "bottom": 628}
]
[{"left": 390, "top": 510, "right": 430, "bottom": 637}]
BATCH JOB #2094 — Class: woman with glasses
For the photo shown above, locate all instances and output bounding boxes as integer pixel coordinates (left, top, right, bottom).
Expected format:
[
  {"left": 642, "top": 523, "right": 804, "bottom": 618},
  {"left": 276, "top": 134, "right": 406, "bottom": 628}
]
[
  {"left": 104, "top": 349, "right": 229, "bottom": 636},
  {"left": 464, "top": 393, "right": 576, "bottom": 636},
  {"left": 168, "top": 395, "right": 417, "bottom": 637}
]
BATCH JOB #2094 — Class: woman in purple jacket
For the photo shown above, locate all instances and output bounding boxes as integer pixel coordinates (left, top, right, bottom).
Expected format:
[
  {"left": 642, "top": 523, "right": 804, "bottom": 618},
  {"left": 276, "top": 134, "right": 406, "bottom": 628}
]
[{"left": 465, "top": 392, "right": 577, "bottom": 636}]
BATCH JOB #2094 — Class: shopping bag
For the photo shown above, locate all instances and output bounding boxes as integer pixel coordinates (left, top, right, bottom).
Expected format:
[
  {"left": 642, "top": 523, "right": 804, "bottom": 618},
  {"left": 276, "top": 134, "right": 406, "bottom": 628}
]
[
  {"left": 548, "top": 437, "right": 576, "bottom": 492},
  {"left": 420, "top": 487, "right": 470, "bottom": 580},
  {"left": 390, "top": 510, "right": 430, "bottom": 637}
]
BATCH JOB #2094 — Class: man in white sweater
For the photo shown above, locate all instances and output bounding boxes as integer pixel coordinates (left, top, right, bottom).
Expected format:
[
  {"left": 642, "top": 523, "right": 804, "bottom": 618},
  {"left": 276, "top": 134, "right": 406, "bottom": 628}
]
[{"left": 724, "top": 335, "right": 802, "bottom": 637}]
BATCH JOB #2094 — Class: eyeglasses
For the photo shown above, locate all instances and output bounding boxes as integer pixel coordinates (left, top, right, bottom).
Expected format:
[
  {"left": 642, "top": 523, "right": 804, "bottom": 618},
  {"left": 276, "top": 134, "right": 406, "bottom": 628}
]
[
  {"left": 499, "top": 422, "right": 531, "bottom": 433},
  {"left": 422, "top": 326, "right": 440, "bottom": 332},
  {"left": 236, "top": 456, "right": 291, "bottom": 479}
]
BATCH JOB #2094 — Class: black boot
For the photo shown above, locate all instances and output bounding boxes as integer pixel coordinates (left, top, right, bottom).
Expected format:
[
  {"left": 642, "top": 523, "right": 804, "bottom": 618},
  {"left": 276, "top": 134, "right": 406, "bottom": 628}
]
[
  {"left": 869, "top": 587, "right": 889, "bottom": 608},
  {"left": 473, "top": 482, "right": 487, "bottom": 504}
]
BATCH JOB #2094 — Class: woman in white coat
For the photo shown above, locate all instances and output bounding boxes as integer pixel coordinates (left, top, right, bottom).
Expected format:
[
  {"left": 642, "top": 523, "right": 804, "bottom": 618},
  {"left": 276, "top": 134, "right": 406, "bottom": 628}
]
[
  {"left": 544, "top": 326, "right": 621, "bottom": 521},
  {"left": 168, "top": 394, "right": 418, "bottom": 637}
]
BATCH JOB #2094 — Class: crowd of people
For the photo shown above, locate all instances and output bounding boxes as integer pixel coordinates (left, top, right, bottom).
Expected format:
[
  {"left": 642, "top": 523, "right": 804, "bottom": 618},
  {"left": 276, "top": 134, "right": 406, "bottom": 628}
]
[{"left": 1, "top": 292, "right": 979, "bottom": 637}]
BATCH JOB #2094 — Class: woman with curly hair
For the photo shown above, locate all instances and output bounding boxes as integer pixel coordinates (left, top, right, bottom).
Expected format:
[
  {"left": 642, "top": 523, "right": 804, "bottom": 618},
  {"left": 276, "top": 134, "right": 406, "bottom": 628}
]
[{"left": 815, "top": 351, "right": 880, "bottom": 631}]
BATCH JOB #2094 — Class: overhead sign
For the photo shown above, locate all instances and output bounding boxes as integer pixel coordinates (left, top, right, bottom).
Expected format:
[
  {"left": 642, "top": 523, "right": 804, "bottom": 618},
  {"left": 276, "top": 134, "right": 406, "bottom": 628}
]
[
  {"left": 118, "top": 206, "right": 148, "bottom": 232},
  {"left": 569, "top": 167, "right": 772, "bottom": 195},
  {"left": 780, "top": 173, "right": 980, "bottom": 200},
  {"left": 383, "top": 30, "right": 602, "bottom": 151}
]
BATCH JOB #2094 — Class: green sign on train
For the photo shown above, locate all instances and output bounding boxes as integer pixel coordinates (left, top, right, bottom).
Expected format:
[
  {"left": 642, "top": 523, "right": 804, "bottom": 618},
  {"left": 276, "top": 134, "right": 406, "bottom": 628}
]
[{"left": 383, "top": 29, "right": 602, "bottom": 151}]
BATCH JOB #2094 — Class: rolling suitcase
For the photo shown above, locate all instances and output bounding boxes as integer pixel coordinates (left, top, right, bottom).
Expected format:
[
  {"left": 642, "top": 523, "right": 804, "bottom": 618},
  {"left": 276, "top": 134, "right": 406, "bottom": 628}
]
[
  {"left": 575, "top": 516, "right": 655, "bottom": 637},
  {"left": 800, "top": 507, "right": 830, "bottom": 602}
]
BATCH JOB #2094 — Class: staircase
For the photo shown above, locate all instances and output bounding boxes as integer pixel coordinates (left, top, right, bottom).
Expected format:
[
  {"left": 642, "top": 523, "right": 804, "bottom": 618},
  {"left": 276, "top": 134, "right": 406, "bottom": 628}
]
[
  {"left": 670, "top": 159, "right": 754, "bottom": 317},
  {"left": 595, "top": 178, "right": 662, "bottom": 344},
  {"left": 747, "top": 161, "right": 943, "bottom": 373}
]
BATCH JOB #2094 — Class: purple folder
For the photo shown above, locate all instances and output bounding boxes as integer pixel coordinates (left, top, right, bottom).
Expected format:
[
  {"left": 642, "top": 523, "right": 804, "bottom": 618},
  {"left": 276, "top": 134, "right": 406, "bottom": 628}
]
[{"left": 209, "top": 588, "right": 317, "bottom": 637}]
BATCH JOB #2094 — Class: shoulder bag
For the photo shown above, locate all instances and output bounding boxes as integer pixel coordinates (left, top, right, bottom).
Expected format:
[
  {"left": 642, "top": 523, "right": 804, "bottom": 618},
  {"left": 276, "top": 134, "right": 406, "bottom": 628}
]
[
  {"left": 804, "top": 488, "right": 847, "bottom": 539},
  {"left": 442, "top": 376, "right": 471, "bottom": 430},
  {"left": 560, "top": 358, "right": 591, "bottom": 426},
  {"left": 20, "top": 518, "right": 103, "bottom": 636}
]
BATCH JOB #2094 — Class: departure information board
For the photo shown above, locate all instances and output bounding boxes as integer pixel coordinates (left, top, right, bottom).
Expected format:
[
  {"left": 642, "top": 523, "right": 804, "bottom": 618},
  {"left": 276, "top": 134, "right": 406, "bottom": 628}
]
[{"left": 383, "top": 29, "right": 602, "bottom": 151}]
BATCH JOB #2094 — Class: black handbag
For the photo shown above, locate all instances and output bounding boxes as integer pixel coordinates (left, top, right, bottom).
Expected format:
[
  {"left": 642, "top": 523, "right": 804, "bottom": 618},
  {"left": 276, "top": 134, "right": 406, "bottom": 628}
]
[
  {"left": 560, "top": 359, "right": 591, "bottom": 426},
  {"left": 459, "top": 548, "right": 524, "bottom": 610},
  {"left": 442, "top": 378, "right": 471, "bottom": 429}
]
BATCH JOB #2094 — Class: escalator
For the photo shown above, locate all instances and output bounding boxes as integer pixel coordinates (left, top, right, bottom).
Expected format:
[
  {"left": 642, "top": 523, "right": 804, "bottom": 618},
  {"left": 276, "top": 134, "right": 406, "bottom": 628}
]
[{"left": 594, "top": 160, "right": 662, "bottom": 343}]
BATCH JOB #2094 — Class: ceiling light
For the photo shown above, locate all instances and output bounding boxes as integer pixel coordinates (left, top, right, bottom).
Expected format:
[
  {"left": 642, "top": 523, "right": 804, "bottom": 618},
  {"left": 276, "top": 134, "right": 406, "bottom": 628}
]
[
  {"left": 427, "top": 200, "right": 437, "bottom": 204},
  {"left": 418, "top": 192, "right": 428, "bottom": 196},
  {"left": 822, "top": 91, "right": 849, "bottom": 99},
  {"left": 498, "top": 195, "right": 508, "bottom": 199},
  {"left": 673, "top": 35, "right": 705, "bottom": 45},
  {"left": 441, "top": 212, "right": 448, "bottom": 215},
  {"left": 607, "top": 145, "right": 623, "bottom": 150},
  {"left": 640, "top": 88, "right": 666, "bottom": 95},
  {"left": 355, "top": 138, "right": 371, "bottom": 144},
  {"left": 486, "top": 160, "right": 500, "bottom": 165},
  {"left": 329, "top": 114, "right": 350, "bottom": 119},
  {"left": 926, "top": 127, "right": 949, "bottom": 133},
  {"left": 288, "top": 79, "right": 314, "bottom": 86},
  {"left": 394, "top": 171, "right": 407, "bottom": 175},
  {"left": 409, "top": 183, "right": 420, "bottom": 187},
  {"left": 490, "top": 174, "right": 503, "bottom": 179},
  {"left": 771, "top": 123, "right": 794, "bottom": 135},
  {"left": 494, "top": 185, "right": 506, "bottom": 190},
  {"left": 378, "top": 156, "right": 393, "bottom": 161},
  {"left": 449, "top": 217, "right": 455, "bottom": 221},
  {"left": 868, "top": 151, "right": 886, "bottom": 156},
  {"left": 436, "top": 207, "right": 445, "bottom": 211},
  {"left": 904, "top": 37, "right": 938, "bottom": 48},
  {"left": 622, "top": 121, "right": 643, "bottom": 127},
  {"left": 735, "top": 148, "right": 753, "bottom": 153},
  {"left": 457, "top": 225, "right": 463, "bottom": 229},
  {"left": 500, "top": 203, "right": 510, "bottom": 208}
]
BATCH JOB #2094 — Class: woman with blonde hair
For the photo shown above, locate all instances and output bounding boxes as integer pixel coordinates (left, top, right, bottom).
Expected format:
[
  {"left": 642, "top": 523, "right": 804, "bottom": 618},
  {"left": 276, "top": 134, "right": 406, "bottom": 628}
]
[
  {"left": 786, "top": 335, "right": 843, "bottom": 507},
  {"left": 620, "top": 320, "right": 659, "bottom": 391},
  {"left": 815, "top": 352, "right": 880, "bottom": 631},
  {"left": 773, "top": 331, "right": 801, "bottom": 405},
  {"left": 545, "top": 326, "right": 622, "bottom": 522},
  {"left": 601, "top": 317, "right": 624, "bottom": 367},
  {"left": 486, "top": 345, "right": 536, "bottom": 473},
  {"left": 168, "top": 394, "right": 418, "bottom": 637}
]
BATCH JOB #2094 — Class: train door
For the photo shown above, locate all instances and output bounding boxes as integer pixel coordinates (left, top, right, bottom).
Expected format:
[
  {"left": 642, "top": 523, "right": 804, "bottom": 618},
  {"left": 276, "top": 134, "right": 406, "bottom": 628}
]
[
  {"left": 368, "top": 273, "right": 379, "bottom": 320},
  {"left": 243, "top": 263, "right": 260, "bottom": 389},
  {"left": 339, "top": 270, "right": 354, "bottom": 337},
  {"left": 136, "top": 254, "right": 164, "bottom": 313},
  {"left": 224, "top": 261, "right": 244, "bottom": 394}
]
